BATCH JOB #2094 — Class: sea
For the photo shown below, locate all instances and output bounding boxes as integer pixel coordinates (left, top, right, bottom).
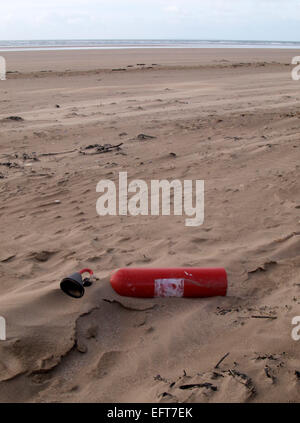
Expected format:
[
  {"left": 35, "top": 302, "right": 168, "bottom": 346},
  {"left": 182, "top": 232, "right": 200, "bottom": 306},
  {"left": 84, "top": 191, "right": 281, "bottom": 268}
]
[{"left": 0, "top": 39, "right": 300, "bottom": 52}]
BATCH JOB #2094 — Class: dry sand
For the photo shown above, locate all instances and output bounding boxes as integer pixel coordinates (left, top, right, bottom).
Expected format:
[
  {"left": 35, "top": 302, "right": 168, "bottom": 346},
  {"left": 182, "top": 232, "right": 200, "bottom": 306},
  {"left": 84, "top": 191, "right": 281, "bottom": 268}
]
[{"left": 0, "top": 48, "right": 299, "bottom": 403}]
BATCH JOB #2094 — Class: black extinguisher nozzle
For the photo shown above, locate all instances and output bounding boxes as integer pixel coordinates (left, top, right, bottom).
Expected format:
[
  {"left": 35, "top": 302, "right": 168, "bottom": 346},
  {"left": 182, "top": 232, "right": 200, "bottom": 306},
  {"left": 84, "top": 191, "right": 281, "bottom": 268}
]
[{"left": 60, "top": 268, "right": 94, "bottom": 299}]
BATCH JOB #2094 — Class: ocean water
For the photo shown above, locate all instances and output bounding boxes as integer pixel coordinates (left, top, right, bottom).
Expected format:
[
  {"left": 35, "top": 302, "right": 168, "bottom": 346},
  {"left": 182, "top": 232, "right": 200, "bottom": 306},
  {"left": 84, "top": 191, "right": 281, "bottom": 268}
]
[{"left": 0, "top": 39, "right": 300, "bottom": 52}]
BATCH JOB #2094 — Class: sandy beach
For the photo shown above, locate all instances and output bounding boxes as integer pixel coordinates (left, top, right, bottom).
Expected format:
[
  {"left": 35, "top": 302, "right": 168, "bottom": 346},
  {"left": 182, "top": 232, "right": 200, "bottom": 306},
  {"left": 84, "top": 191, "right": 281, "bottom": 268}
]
[{"left": 0, "top": 48, "right": 299, "bottom": 403}]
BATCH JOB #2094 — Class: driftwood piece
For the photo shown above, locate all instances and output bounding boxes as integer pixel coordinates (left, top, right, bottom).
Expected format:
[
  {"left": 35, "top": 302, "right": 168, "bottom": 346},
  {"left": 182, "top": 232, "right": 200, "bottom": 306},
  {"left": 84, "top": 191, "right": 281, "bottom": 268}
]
[
  {"left": 80, "top": 143, "right": 123, "bottom": 155},
  {"left": 251, "top": 315, "right": 277, "bottom": 320},
  {"left": 215, "top": 352, "right": 230, "bottom": 369},
  {"left": 137, "top": 133, "right": 156, "bottom": 140},
  {"left": 39, "top": 149, "right": 77, "bottom": 157}
]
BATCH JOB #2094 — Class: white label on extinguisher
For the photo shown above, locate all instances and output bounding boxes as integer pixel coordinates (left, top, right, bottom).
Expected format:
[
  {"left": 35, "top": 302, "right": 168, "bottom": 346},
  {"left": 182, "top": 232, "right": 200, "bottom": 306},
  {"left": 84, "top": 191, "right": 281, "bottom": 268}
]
[{"left": 154, "top": 279, "right": 184, "bottom": 297}]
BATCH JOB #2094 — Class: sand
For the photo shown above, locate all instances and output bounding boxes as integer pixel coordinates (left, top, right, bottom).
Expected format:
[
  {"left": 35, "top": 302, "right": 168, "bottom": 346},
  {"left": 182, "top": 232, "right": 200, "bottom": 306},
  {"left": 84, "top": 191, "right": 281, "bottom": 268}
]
[{"left": 0, "top": 48, "right": 299, "bottom": 403}]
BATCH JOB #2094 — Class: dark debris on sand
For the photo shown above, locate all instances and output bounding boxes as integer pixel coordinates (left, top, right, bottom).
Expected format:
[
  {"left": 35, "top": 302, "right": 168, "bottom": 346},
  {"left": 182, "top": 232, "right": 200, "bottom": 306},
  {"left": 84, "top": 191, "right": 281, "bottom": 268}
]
[{"left": 80, "top": 143, "right": 123, "bottom": 155}]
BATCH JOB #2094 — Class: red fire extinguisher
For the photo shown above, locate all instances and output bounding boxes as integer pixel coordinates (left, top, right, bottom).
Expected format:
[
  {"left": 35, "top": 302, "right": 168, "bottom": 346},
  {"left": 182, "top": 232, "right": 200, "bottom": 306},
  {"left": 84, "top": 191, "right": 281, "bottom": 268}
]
[{"left": 110, "top": 268, "right": 227, "bottom": 298}]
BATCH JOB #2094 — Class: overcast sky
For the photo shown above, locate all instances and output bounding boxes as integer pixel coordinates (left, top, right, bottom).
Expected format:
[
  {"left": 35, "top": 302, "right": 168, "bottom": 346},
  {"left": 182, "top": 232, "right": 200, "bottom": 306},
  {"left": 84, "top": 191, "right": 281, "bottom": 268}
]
[{"left": 0, "top": 0, "right": 299, "bottom": 41}]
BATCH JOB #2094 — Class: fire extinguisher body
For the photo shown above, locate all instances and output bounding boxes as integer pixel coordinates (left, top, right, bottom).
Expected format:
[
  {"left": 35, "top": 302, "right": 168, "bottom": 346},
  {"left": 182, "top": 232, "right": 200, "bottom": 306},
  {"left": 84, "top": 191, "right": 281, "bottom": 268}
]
[{"left": 110, "top": 268, "right": 227, "bottom": 298}]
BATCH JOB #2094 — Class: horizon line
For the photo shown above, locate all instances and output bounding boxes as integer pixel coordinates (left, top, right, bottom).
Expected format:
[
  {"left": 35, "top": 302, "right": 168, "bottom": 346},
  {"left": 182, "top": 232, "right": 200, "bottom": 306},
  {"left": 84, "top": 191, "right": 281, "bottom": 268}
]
[{"left": 0, "top": 38, "right": 300, "bottom": 43}]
